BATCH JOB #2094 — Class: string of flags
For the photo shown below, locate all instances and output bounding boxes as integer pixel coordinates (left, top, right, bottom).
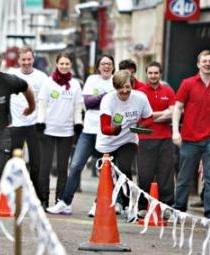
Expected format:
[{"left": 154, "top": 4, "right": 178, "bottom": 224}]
[
  {"left": 0, "top": 154, "right": 210, "bottom": 255},
  {"left": 0, "top": 156, "right": 66, "bottom": 255},
  {"left": 97, "top": 155, "right": 210, "bottom": 255}
]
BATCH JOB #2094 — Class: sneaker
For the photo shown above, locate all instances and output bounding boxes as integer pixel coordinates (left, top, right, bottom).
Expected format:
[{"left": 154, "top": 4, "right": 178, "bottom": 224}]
[
  {"left": 41, "top": 201, "right": 49, "bottom": 212},
  {"left": 163, "top": 208, "right": 172, "bottom": 220},
  {"left": 88, "top": 202, "right": 96, "bottom": 217},
  {"left": 115, "top": 203, "right": 122, "bottom": 215},
  {"left": 137, "top": 209, "right": 147, "bottom": 219},
  {"left": 46, "top": 200, "right": 72, "bottom": 215}
]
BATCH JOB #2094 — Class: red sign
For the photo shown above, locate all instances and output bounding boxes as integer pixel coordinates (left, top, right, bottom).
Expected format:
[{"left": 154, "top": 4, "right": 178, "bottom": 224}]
[
  {"left": 165, "top": 0, "right": 200, "bottom": 21},
  {"left": 98, "top": 7, "right": 108, "bottom": 50},
  {"left": 43, "top": 0, "right": 68, "bottom": 10}
]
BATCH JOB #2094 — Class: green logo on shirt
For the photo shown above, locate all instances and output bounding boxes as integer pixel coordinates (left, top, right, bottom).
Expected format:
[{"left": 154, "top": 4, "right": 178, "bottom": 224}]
[
  {"left": 93, "top": 88, "right": 99, "bottom": 96},
  {"left": 113, "top": 113, "right": 123, "bottom": 124},
  {"left": 50, "top": 90, "right": 60, "bottom": 99}
]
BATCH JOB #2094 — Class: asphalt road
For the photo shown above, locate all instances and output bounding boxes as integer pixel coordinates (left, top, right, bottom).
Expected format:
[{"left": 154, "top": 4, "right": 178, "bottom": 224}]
[{"left": 0, "top": 167, "right": 207, "bottom": 255}]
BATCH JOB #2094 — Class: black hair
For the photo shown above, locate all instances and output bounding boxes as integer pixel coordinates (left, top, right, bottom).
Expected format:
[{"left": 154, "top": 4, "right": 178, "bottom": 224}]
[
  {"left": 55, "top": 51, "right": 72, "bottom": 63},
  {"left": 95, "top": 54, "right": 115, "bottom": 74},
  {"left": 118, "top": 59, "right": 137, "bottom": 72},
  {"left": 146, "top": 61, "right": 162, "bottom": 73}
]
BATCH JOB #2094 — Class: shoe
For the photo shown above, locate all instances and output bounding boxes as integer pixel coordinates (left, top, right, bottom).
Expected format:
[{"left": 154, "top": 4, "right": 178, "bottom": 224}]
[
  {"left": 190, "top": 201, "right": 204, "bottom": 208},
  {"left": 88, "top": 202, "right": 96, "bottom": 217},
  {"left": 41, "top": 201, "right": 49, "bottom": 212},
  {"left": 137, "top": 209, "right": 147, "bottom": 219},
  {"left": 115, "top": 203, "right": 122, "bottom": 215},
  {"left": 46, "top": 200, "right": 72, "bottom": 215},
  {"left": 163, "top": 208, "right": 172, "bottom": 220}
]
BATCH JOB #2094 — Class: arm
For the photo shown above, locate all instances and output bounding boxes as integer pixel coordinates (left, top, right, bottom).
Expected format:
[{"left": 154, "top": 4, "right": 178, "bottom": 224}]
[
  {"left": 153, "top": 105, "right": 174, "bottom": 122},
  {"left": 73, "top": 102, "right": 84, "bottom": 140},
  {"left": 37, "top": 99, "right": 47, "bottom": 123},
  {"left": 138, "top": 115, "right": 153, "bottom": 127},
  {"left": 36, "top": 99, "right": 47, "bottom": 133},
  {"left": 100, "top": 114, "right": 121, "bottom": 136},
  {"left": 22, "top": 86, "right": 35, "bottom": 116},
  {"left": 74, "top": 102, "right": 83, "bottom": 125},
  {"left": 84, "top": 94, "right": 104, "bottom": 110},
  {"left": 172, "top": 101, "right": 184, "bottom": 147}
]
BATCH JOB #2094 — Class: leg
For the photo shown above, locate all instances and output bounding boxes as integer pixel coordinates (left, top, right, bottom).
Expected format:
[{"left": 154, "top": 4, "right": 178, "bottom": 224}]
[
  {"left": 56, "top": 136, "right": 74, "bottom": 202},
  {"left": 137, "top": 140, "right": 159, "bottom": 210},
  {"left": 25, "top": 125, "right": 41, "bottom": 195},
  {"left": 174, "top": 142, "right": 201, "bottom": 211},
  {"left": 0, "top": 128, "right": 11, "bottom": 176},
  {"left": 10, "top": 127, "right": 25, "bottom": 151},
  {"left": 157, "top": 140, "right": 175, "bottom": 206},
  {"left": 38, "top": 135, "right": 55, "bottom": 207},
  {"left": 62, "top": 133, "right": 96, "bottom": 205},
  {"left": 202, "top": 140, "right": 210, "bottom": 218},
  {"left": 113, "top": 143, "right": 137, "bottom": 209}
]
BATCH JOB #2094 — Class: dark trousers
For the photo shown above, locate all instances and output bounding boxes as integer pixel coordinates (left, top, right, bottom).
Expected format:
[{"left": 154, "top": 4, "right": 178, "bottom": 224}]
[
  {"left": 38, "top": 134, "right": 74, "bottom": 205},
  {"left": 0, "top": 128, "right": 11, "bottom": 176},
  {"left": 137, "top": 139, "right": 175, "bottom": 210},
  {"left": 110, "top": 143, "right": 137, "bottom": 209},
  {"left": 10, "top": 125, "right": 40, "bottom": 194}
]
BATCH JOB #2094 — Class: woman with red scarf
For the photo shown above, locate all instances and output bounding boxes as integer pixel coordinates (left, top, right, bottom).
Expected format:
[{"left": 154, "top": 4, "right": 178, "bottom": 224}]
[{"left": 36, "top": 52, "right": 83, "bottom": 210}]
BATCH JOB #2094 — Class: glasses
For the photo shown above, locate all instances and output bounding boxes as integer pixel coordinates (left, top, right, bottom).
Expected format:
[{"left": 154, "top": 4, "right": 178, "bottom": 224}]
[{"left": 100, "top": 62, "right": 113, "bottom": 66}]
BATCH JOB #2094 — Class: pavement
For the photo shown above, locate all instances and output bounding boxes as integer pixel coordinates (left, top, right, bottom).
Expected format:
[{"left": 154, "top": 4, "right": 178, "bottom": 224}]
[{"left": 0, "top": 166, "right": 208, "bottom": 255}]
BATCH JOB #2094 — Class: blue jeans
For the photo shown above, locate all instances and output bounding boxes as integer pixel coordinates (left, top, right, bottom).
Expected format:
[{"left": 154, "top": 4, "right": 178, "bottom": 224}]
[
  {"left": 174, "top": 139, "right": 210, "bottom": 218},
  {"left": 63, "top": 132, "right": 99, "bottom": 205}
]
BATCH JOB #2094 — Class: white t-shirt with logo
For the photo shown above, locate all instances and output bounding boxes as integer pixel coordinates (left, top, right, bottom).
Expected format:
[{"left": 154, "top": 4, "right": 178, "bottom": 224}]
[
  {"left": 96, "top": 90, "right": 152, "bottom": 153},
  {"left": 38, "top": 77, "right": 83, "bottom": 137},
  {"left": 9, "top": 68, "right": 48, "bottom": 126},
  {"left": 82, "top": 74, "right": 114, "bottom": 134}
]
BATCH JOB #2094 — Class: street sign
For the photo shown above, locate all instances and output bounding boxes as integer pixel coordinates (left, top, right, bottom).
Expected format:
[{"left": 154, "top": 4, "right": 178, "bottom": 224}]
[
  {"left": 165, "top": 0, "right": 200, "bottom": 21},
  {"left": 23, "top": 0, "right": 43, "bottom": 13}
]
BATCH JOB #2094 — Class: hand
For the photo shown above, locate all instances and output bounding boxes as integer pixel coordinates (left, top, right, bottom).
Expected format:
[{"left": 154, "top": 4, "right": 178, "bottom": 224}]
[
  {"left": 113, "top": 125, "right": 121, "bottom": 136},
  {"left": 172, "top": 131, "right": 182, "bottom": 147},
  {"left": 23, "top": 107, "right": 34, "bottom": 116},
  {"left": 74, "top": 124, "right": 83, "bottom": 142},
  {"left": 35, "top": 123, "right": 46, "bottom": 133}
]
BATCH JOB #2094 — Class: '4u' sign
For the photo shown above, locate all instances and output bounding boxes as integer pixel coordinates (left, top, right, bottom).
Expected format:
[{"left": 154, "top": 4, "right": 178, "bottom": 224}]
[{"left": 165, "top": 0, "right": 200, "bottom": 21}]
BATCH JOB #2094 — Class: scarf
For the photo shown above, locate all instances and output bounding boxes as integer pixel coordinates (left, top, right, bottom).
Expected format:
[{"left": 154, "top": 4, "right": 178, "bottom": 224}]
[{"left": 52, "top": 68, "right": 71, "bottom": 90}]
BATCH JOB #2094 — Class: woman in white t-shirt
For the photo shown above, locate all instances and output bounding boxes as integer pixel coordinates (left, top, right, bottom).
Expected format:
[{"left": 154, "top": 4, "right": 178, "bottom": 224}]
[
  {"left": 46, "top": 54, "right": 115, "bottom": 215},
  {"left": 95, "top": 70, "right": 153, "bottom": 210},
  {"left": 36, "top": 52, "right": 83, "bottom": 210}
]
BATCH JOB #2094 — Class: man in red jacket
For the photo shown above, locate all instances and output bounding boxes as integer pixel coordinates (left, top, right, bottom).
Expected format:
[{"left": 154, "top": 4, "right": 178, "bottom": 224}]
[{"left": 137, "top": 61, "right": 175, "bottom": 218}]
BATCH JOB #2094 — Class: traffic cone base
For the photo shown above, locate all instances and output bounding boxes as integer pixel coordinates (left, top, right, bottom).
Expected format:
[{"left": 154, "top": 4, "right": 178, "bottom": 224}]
[
  {"left": 79, "top": 242, "right": 131, "bottom": 252},
  {"left": 0, "top": 194, "right": 13, "bottom": 217},
  {"left": 79, "top": 154, "right": 131, "bottom": 252},
  {"left": 138, "top": 182, "right": 168, "bottom": 227},
  {"left": 138, "top": 218, "right": 167, "bottom": 226}
]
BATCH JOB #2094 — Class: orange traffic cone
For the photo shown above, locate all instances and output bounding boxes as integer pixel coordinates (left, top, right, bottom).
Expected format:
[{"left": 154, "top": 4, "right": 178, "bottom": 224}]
[
  {"left": 138, "top": 182, "right": 167, "bottom": 226},
  {"left": 79, "top": 154, "right": 131, "bottom": 252},
  {"left": 0, "top": 193, "right": 13, "bottom": 217}
]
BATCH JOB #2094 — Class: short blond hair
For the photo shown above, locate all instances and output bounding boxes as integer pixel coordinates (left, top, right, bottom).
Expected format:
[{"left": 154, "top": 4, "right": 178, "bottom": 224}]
[
  {"left": 112, "top": 70, "right": 134, "bottom": 89},
  {"left": 18, "top": 46, "right": 34, "bottom": 58},
  {"left": 197, "top": 50, "right": 210, "bottom": 63}
]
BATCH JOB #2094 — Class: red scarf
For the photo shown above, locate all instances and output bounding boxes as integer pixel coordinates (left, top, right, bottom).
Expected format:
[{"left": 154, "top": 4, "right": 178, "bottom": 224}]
[{"left": 52, "top": 68, "right": 71, "bottom": 90}]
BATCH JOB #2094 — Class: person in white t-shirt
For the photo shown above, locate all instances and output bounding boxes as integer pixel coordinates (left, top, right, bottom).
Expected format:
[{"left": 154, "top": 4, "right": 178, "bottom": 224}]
[
  {"left": 8, "top": 46, "right": 48, "bottom": 194},
  {"left": 95, "top": 70, "right": 152, "bottom": 212},
  {"left": 46, "top": 54, "right": 115, "bottom": 215},
  {"left": 36, "top": 52, "right": 83, "bottom": 210}
]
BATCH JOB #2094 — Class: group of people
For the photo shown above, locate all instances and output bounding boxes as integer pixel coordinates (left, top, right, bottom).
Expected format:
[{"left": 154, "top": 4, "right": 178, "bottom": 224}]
[{"left": 1, "top": 46, "right": 210, "bottom": 220}]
